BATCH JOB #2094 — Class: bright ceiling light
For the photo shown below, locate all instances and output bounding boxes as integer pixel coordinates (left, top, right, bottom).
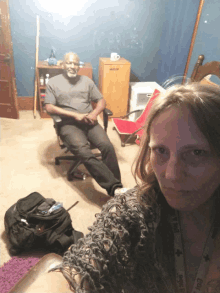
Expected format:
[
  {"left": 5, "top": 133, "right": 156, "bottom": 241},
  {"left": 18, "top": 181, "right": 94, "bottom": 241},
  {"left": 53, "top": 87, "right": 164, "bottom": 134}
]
[{"left": 35, "top": 0, "right": 96, "bottom": 17}]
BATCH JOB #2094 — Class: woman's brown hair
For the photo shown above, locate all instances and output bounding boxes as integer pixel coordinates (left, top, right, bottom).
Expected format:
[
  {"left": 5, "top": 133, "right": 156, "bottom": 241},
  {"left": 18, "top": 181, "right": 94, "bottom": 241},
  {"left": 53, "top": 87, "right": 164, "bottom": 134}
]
[{"left": 133, "top": 82, "right": 220, "bottom": 206}]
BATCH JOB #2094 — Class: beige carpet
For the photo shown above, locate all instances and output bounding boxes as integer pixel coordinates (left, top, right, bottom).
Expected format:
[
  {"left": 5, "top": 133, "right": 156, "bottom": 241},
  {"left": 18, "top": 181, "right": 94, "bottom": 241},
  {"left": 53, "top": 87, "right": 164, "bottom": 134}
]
[{"left": 0, "top": 111, "right": 139, "bottom": 266}]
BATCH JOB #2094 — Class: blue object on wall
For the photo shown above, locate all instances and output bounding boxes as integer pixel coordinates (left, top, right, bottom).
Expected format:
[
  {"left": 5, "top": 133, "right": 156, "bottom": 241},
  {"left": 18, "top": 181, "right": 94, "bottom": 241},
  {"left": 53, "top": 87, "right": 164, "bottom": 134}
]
[
  {"left": 9, "top": 0, "right": 199, "bottom": 97},
  {"left": 48, "top": 49, "right": 57, "bottom": 65}
]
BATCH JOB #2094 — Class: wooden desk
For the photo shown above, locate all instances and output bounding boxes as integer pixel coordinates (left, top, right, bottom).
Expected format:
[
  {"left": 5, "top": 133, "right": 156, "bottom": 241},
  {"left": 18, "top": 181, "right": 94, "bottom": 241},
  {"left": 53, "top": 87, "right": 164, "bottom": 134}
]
[{"left": 36, "top": 62, "right": 93, "bottom": 118}]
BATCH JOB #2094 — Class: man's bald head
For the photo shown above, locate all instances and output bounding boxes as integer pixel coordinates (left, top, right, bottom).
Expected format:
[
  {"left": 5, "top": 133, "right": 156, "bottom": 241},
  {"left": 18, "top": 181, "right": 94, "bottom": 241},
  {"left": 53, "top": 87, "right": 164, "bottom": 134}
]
[
  {"left": 63, "top": 52, "right": 80, "bottom": 79},
  {"left": 63, "top": 52, "right": 80, "bottom": 63}
]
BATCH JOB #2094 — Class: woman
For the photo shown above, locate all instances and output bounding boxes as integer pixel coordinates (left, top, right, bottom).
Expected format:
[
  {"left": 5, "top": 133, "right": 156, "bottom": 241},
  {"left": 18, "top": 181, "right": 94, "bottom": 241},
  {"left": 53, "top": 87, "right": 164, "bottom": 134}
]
[{"left": 47, "top": 82, "right": 220, "bottom": 293}]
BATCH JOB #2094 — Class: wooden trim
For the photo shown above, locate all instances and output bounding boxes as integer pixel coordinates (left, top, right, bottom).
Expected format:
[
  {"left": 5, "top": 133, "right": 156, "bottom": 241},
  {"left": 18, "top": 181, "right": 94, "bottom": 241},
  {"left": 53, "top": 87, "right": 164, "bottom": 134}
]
[
  {"left": 17, "top": 96, "right": 39, "bottom": 110},
  {"left": 34, "top": 15, "right": 40, "bottom": 118},
  {"left": 7, "top": 0, "right": 19, "bottom": 118},
  {"left": 0, "top": 0, "right": 19, "bottom": 118},
  {"left": 182, "top": 0, "right": 205, "bottom": 83}
]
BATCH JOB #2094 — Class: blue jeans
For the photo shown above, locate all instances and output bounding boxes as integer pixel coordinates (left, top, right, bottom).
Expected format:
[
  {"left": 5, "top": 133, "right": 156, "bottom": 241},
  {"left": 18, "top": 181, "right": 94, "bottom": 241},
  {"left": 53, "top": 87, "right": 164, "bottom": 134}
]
[{"left": 59, "top": 121, "right": 122, "bottom": 196}]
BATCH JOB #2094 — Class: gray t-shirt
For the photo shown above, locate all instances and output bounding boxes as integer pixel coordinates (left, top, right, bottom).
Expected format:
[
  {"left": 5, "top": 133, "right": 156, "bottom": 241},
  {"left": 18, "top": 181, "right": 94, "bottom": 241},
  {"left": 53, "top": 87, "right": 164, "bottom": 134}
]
[{"left": 44, "top": 74, "right": 103, "bottom": 114}]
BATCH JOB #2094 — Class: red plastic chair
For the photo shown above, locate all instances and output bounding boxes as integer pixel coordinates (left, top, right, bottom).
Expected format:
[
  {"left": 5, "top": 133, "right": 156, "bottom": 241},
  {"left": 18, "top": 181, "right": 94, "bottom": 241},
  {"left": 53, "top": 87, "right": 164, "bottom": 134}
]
[{"left": 112, "top": 89, "right": 160, "bottom": 146}]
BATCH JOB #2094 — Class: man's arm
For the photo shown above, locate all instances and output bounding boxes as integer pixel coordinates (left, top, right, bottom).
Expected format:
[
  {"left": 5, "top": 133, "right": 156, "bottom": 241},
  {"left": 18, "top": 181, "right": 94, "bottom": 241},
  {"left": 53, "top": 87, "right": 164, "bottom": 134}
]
[
  {"left": 91, "top": 97, "right": 106, "bottom": 116},
  {"left": 85, "top": 98, "right": 106, "bottom": 125},
  {"left": 45, "top": 104, "right": 88, "bottom": 122}
]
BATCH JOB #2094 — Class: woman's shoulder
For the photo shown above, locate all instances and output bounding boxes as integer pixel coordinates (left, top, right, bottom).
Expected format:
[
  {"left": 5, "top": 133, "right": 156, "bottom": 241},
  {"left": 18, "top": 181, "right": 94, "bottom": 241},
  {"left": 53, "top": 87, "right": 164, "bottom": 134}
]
[
  {"left": 101, "top": 186, "right": 144, "bottom": 212},
  {"left": 98, "top": 186, "right": 160, "bottom": 231},
  {"left": 54, "top": 187, "right": 161, "bottom": 292}
]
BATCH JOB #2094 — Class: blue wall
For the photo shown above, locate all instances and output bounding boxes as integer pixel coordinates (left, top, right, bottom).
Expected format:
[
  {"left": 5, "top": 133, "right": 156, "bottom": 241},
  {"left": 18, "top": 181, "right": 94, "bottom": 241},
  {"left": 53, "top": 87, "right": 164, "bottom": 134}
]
[
  {"left": 187, "top": 0, "right": 220, "bottom": 85},
  {"left": 9, "top": 0, "right": 199, "bottom": 96},
  {"left": 156, "top": 0, "right": 200, "bottom": 86}
]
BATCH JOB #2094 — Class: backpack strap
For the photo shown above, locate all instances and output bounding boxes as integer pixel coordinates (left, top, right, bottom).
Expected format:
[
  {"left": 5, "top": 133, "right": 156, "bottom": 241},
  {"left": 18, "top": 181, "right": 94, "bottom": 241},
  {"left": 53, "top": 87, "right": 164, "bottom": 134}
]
[
  {"left": 53, "top": 229, "right": 84, "bottom": 253},
  {"left": 72, "top": 229, "right": 84, "bottom": 244},
  {"left": 56, "top": 234, "right": 73, "bottom": 250}
]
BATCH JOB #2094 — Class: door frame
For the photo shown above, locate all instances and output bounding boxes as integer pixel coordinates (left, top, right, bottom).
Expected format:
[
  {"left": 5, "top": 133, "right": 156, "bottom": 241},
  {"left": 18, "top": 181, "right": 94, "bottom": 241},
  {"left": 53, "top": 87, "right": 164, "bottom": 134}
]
[
  {"left": 0, "top": 0, "right": 19, "bottom": 119},
  {"left": 183, "top": 0, "right": 205, "bottom": 82}
]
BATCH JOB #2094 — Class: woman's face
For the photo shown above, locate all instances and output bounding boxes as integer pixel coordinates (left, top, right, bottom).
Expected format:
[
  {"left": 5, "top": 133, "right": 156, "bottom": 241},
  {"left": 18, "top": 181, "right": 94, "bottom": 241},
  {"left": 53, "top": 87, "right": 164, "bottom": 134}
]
[{"left": 149, "top": 105, "right": 220, "bottom": 211}]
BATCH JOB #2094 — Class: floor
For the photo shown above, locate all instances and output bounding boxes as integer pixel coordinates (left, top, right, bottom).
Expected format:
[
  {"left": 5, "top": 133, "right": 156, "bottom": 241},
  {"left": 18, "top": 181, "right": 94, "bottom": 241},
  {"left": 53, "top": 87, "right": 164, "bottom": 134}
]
[{"left": 0, "top": 111, "right": 138, "bottom": 266}]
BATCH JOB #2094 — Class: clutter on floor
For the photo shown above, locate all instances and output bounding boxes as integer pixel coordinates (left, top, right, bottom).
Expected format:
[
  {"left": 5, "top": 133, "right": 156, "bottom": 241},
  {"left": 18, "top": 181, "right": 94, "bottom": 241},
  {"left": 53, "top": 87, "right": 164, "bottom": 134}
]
[{"left": 4, "top": 192, "right": 83, "bottom": 256}]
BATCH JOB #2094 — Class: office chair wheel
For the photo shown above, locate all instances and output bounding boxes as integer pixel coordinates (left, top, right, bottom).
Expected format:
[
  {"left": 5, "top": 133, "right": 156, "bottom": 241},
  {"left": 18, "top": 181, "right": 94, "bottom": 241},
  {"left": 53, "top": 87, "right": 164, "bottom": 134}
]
[
  {"left": 55, "top": 158, "right": 60, "bottom": 165},
  {"left": 67, "top": 173, "right": 74, "bottom": 181},
  {"left": 68, "top": 172, "right": 86, "bottom": 181}
]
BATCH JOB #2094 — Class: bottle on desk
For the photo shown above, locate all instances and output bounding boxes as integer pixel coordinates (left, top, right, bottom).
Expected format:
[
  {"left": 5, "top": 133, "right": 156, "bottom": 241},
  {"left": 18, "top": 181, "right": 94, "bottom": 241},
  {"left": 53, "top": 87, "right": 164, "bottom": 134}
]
[
  {"left": 45, "top": 74, "right": 50, "bottom": 85},
  {"left": 40, "top": 75, "right": 44, "bottom": 86}
]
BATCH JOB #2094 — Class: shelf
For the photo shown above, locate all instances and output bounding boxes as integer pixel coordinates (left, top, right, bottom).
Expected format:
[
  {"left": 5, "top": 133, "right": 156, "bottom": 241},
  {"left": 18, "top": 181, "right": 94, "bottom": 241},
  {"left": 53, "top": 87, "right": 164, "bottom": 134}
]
[
  {"left": 40, "top": 111, "right": 51, "bottom": 119},
  {"left": 37, "top": 61, "right": 62, "bottom": 69},
  {"left": 37, "top": 61, "right": 92, "bottom": 69}
]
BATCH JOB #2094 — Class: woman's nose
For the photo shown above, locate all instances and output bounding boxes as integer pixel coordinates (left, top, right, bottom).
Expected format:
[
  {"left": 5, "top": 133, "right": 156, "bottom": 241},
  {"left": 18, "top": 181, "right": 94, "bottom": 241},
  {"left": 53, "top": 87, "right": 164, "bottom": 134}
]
[{"left": 165, "top": 156, "right": 184, "bottom": 180}]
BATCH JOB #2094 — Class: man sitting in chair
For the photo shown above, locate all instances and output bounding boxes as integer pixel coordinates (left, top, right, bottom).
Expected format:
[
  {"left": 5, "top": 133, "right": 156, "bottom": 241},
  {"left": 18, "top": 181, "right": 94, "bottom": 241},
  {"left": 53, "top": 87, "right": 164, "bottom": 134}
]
[{"left": 44, "top": 52, "right": 126, "bottom": 197}]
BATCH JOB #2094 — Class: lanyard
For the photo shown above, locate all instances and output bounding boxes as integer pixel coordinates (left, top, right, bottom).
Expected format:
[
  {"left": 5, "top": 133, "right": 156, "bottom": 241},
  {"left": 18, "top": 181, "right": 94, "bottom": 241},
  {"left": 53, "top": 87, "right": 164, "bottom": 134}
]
[{"left": 170, "top": 211, "right": 215, "bottom": 293}]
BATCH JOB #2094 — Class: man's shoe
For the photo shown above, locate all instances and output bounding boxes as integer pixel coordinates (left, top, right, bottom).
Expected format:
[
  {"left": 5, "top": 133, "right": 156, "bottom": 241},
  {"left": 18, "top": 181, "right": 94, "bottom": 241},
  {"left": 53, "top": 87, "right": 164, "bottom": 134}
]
[{"left": 114, "top": 188, "right": 129, "bottom": 196}]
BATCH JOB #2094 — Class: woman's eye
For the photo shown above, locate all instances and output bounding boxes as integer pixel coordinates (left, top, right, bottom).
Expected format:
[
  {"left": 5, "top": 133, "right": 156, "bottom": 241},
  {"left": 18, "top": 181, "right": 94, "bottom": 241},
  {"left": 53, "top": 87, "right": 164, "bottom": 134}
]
[
  {"left": 182, "top": 149, "right": 209, "bottom": 165},
  {"left": 154, "top": 147, "right": 167, "bottom": 155},
  {"left": 158, "top": 147, "right": 166, "bottom": 154},
  {"left": 192, "top": 149, "right": 206, "bottom": 156}
]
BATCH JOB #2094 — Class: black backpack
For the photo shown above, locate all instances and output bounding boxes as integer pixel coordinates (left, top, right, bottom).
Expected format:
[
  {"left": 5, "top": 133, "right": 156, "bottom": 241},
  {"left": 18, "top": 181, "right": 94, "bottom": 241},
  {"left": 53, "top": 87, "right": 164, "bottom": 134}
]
[{"left": 4, "top": 192, "right": 83, "bottom": 255}]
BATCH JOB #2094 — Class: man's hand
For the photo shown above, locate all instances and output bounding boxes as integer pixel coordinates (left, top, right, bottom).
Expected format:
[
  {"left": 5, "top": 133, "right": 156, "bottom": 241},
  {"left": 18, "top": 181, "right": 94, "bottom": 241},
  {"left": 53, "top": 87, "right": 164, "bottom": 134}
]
[
  {"left": 83, "top": 113, "right": 98, "bottom": 125},
  {"left": 73, "top": 113, "right": 89, "bottom": 122}
]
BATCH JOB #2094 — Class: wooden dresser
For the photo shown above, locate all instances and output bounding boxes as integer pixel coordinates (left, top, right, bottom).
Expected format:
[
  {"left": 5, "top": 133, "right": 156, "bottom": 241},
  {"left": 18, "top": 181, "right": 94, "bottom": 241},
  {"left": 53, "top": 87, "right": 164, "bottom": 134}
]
[{"left": 98, "top": 58, "right": 131, "bottom": 117}]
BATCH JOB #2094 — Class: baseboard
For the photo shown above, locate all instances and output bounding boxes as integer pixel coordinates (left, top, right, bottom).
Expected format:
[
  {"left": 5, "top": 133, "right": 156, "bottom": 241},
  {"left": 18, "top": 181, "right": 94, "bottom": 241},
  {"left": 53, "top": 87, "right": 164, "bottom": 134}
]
[{"left": 17, "top": 96, "right": 39, "bottom": 110}]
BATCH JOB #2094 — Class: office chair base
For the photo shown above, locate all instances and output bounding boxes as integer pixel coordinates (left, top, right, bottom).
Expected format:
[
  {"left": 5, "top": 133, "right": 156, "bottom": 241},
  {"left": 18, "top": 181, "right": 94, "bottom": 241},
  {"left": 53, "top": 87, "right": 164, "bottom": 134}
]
[
  {"left": 67, "top": 171, "right": 86, "bottom": 181},
  {"left": 55, "top": 156, "right": 76, "bottom": 166},
  {"left": 55, "top": 153, "right": 101, "bottom": 182}
]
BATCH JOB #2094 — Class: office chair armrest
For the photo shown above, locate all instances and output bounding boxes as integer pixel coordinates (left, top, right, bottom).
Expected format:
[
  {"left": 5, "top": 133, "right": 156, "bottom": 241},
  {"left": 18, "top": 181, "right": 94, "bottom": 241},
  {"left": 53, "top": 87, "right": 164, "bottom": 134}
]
[
  {"left": 51, "top": 115, "right": 62, "bottom": 125},
  {"left": 50, "top": 115, "right": 64, "bottom": 148},
  {"left": 103, "top": 108, "right": 113, "bottom": 117},
  {"left": 103, "top": 108, "right": 113, "bottom": 132}
]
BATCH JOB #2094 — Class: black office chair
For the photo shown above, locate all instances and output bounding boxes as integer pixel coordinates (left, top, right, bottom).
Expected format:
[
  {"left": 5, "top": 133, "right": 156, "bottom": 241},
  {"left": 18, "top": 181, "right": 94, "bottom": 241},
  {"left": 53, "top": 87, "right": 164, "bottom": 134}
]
[{"left": 52, "top": 109, "right": 113, "bottom": 181}]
